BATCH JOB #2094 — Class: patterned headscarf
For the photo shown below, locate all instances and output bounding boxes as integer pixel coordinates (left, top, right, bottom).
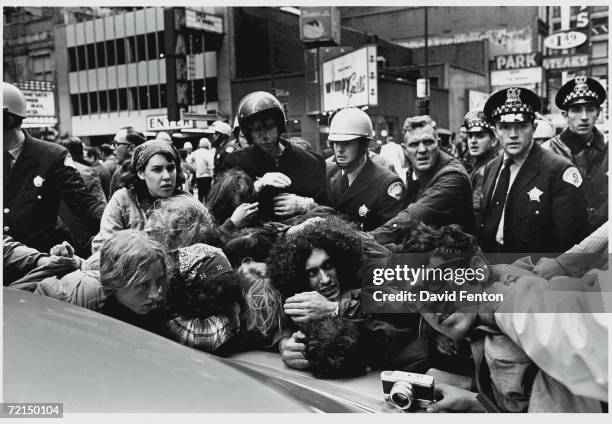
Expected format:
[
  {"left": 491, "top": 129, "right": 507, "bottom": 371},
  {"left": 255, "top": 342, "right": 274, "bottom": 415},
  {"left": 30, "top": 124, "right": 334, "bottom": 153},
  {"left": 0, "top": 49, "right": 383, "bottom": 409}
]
[
  {"left": 177, "top": 243, "right": 233, "bottom": 286},
  {"left": 131, "top": 139, "right": 180, "bottom": 173}
]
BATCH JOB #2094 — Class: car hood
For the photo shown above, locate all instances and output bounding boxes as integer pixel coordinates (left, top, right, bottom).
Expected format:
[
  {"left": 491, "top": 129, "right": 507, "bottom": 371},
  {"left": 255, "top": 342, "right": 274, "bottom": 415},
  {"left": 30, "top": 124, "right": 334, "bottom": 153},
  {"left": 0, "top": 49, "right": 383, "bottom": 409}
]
[{"left": 2, "top": 288, "right": 365, "bottom": 413}]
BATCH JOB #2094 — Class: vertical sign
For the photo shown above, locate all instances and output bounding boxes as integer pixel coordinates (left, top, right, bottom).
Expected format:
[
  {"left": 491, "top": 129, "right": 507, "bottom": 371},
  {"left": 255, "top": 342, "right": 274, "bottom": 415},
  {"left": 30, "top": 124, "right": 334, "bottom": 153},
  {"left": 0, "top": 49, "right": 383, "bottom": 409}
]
[{"left": 164, "top": 7, "right": 189, "bottom": 121}]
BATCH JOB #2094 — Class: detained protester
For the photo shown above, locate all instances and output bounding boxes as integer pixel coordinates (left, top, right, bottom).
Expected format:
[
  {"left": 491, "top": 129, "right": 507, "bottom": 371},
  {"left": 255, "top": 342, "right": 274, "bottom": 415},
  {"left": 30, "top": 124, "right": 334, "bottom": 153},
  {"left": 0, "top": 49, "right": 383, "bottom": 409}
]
[
  {"left": 461, "top": 111, "right": 498, "bottom": 217},
  {"left": 371, "top": 115, "right": 475, "bottom": 246},
  {"left": 326, "top": 107, "right": 405, "bottom": 231},
  {"left": 545, "top": 76, "right": 608, "bottom": 234},
  {"left": 478, "top": 87, "right": 587, "bottom": 256},
  {"left": 144, "top": 196, "right": 242, "bottom": 353},
  {"left": 218, "top": 91, "right": 328, "bottom": 220},
  {"left": 3, "top": 82, "right": 105, "bottom": 253},
  {"left": 91, "top": 139, "right": 187, "bottom": 253},
  {"left": 268, "top": 217, "right": 428, "bottom": 373},
  {"left": 32, "top": 230, "right": 170, "bottom": 333}
]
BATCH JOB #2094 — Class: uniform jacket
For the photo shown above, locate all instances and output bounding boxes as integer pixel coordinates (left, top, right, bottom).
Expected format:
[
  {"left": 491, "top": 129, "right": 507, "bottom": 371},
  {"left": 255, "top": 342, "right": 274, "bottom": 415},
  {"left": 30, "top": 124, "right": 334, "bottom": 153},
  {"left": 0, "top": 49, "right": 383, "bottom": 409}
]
[
  {"left": 478, "top": 143, "right": 587, "bottom": 254},
  {"left": 544, "top": 127, "right": 607, "bottom": 234},
  {"left": 463, "top": 149, "right": 499, "bottom": 223},
  {"left": 3, "top": 131, "right": 105, "bottom": 252},
  {"left": 327, "top": 158, "right": 404, "bottom": 231},
  {"left": 218, "top": 138, "right": 329, "bottom": 220},
  {"left": 371, "top": 150, "right": 475, "bottom": 245},
  {"left": 58, "top": 160, "right": 108, "bottom": 257}
]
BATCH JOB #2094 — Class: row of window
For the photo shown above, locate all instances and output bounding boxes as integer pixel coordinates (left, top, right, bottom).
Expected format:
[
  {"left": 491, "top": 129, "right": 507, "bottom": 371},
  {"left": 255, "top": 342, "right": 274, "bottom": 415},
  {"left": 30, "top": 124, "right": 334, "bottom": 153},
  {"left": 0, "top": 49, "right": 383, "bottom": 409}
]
[
  {"left": 70, "top": 78, "right": 218, "bottom": 116},
  {"left": 68, "top": 32, "right": 165, "bottom": 71},
  {"left": 68, "top": 30, "right": 209, "bottom": 72}
]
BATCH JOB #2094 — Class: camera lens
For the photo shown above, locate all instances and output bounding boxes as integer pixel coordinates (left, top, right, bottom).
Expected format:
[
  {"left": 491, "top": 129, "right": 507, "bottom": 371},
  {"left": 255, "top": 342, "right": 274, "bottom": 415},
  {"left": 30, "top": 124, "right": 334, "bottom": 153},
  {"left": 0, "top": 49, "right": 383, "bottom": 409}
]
[{"left": 389, "top": 381, "right": 413, "bottom": 410}]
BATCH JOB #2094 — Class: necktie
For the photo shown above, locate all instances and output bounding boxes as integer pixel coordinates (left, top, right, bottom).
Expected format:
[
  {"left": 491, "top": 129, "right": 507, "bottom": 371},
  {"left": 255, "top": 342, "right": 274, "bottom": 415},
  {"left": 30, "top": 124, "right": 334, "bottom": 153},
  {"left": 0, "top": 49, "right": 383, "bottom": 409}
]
[
  {"left": 341, "top": 172, "right": 349, "bottom": 194},
  {"left": 482, "top": 158, "right": 514, "bottom": 245},
  {"left": 3, "top": 152, "right": 13, "bottom": 190}
]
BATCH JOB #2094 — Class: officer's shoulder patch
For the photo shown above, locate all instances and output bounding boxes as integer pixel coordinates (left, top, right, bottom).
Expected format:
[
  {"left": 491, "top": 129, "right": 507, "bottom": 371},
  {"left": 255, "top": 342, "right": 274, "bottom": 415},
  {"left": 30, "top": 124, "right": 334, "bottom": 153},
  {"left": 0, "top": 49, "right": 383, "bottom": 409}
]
[
  {"left": 387, "top": 181, "right": 404, "bottom": 200},
  {"left": 562, "top": 166, "right": 582, "bottom": 188},
  {"left": 64, "top": 153, "right": 76, "bottom": 169}
]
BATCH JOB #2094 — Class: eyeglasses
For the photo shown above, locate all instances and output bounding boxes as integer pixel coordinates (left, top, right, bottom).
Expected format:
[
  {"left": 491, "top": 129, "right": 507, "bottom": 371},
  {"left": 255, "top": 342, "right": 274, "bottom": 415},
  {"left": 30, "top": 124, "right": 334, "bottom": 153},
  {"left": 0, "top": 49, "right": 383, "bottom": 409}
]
[{"left": 112, "top": 141, "right": 132, "bottom": 148}]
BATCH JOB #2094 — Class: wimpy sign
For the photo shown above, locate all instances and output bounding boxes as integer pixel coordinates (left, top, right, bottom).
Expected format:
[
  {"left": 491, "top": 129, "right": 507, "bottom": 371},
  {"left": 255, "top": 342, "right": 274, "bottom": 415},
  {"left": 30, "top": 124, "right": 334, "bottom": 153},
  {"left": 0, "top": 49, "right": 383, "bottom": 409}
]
[{"left": 322, "top": 45, "right": 378, "bottom": 112}]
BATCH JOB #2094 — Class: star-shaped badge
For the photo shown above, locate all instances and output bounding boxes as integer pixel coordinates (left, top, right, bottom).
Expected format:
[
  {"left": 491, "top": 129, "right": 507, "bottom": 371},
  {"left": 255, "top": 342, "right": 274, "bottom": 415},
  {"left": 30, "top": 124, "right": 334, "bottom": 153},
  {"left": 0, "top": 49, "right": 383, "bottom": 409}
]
[
  {"left": 358, "top": 204, "right": 369, "bottom": 217},
  {"left": 33, "top": 175, "right": 45, "bottom": 187},
  {"left": 527, "top": 187, "right": 543, "bottom": 202}
]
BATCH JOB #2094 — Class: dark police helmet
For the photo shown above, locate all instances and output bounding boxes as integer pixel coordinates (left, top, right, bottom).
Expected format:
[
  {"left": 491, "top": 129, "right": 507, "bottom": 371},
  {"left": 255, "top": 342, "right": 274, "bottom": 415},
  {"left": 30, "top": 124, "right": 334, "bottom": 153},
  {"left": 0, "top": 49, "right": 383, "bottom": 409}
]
[{"left": 237, "top": 91, "right": 287, "bottom": 138}]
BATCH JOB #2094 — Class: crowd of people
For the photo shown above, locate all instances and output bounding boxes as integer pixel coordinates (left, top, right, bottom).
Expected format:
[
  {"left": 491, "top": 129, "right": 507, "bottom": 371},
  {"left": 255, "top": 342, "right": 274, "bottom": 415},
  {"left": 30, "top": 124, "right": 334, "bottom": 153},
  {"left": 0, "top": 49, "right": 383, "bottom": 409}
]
[{"left": 2, "top": 77, "right": 609, "bottom": 413}]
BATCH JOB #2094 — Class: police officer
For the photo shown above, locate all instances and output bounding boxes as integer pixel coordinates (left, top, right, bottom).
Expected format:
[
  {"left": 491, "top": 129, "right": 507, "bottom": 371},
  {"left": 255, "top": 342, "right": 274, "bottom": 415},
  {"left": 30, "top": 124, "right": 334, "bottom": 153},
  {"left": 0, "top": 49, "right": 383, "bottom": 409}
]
[
  {"left": 462, "top": 110, "right": 499, "bottom": 216},
  {"left": 210, "top": 120, "right": 239, "bottom": 172},
  {"left": 546, "top": 76, "right": 607, "bottom": 234},
  {"left": 326, "top": 107, "right": 405, "bottom": 231},
  {"left": 218, "top": 91, "right": 328, "bottom": 220},
  {"left": 3, "top": 82, "right": 106, "bottom": 252},
  {"left": 479, "top": 87, "right": 587, "bottom": 256},
  {"left": 371, "top": 115, "right": 475, "bottom": 245}
]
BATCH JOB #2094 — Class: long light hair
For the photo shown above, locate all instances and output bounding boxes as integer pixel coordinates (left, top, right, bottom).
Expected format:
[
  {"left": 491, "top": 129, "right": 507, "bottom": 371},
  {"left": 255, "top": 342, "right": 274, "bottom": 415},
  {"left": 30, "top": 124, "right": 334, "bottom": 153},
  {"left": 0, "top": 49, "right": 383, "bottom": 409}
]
[{"left": 236, "top": 261, "right": 284, "bottom": 337}]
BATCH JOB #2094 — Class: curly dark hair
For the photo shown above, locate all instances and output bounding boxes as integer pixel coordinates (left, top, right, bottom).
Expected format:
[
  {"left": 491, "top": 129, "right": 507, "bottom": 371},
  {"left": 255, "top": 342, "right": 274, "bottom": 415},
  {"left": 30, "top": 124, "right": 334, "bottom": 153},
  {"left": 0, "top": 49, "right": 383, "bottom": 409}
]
[
  {"left": 304, "top": 317, "right": 369, "bottom": 378},
  {"left": 394, "top": 223, "right": 479, "bottom": 259},
  {"left": 222, "top": 225, "right": 278, "bottom": 268},
  {"left": 267, "top": 216, "right": 362, "bottom": 299},
  {"left": 168, "top": 270, "right": 242, "bottom": 319},
  {"left": 207, "top": 169, "right": 256, "bottom": 224}
]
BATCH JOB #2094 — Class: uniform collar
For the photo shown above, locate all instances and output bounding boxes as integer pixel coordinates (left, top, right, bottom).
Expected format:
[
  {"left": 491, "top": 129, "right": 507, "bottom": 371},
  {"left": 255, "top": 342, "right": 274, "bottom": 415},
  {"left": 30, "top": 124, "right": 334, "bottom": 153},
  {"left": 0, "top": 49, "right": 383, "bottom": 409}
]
[
  {"left": 560, "top": 126, "right": 606, "bottom": 155},
  {"left": 7, "top": 130, "right": 27, "bottom": 161}
]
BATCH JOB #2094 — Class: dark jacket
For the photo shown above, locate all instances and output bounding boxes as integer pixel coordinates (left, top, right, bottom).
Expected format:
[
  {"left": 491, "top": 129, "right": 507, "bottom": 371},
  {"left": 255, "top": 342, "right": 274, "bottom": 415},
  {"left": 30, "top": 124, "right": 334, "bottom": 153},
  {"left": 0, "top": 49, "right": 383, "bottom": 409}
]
[
  {"left": 218, "top": 138, "right": 329, "bottom": 220},
  {"left": 3, "top": 131, "right": 106, "bottom": 252},
  {"left": 466, "top": 148, "right": 499, "bottom": 220},
  {"left": 327, "top": 158, "right": 405, "bottom": 231},
  {"left": 371, "top": 150, "right": 475, "bottom": 245},
  {"left": 544, "top": 127, "right": 607, "bottom": 235},
  {"left": 478, "top": 143, "right": 587, "bottom": 254}
]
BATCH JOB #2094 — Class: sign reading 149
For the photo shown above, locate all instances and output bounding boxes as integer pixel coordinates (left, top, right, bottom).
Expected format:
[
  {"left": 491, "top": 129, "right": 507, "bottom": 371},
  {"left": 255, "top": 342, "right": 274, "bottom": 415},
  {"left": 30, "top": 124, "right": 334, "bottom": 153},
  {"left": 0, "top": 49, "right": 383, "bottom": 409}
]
[{"left": 544, "top": 30, "right": 588, "bottom": 50}]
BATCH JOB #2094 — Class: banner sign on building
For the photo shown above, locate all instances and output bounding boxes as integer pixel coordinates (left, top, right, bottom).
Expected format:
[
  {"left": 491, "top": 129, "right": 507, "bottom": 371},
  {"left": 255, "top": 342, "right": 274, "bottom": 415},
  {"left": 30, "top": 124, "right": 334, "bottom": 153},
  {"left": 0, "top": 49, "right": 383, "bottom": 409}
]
[
  {"left": 542, "top": 54, "right": 589, "bottom": 70},
  {"left": 300, "top": 7, "right": 341, "bottom": 46},
  {"left": 185, "top": 9, "right": 223, "bottom": 34},
  {"left": 490, "top": 67, "right": 543, "bottom": 87},
  {"left": 14, "top": 80, "right": 57, "bottom": 128},
  {"left": 494, "top": 53, "right": 541, "bottom": 70},
  {"left": 321, "top": 45, "right": 378, "bottom": 112},
  {"left": 146, "top": 115, "right": 194, "bottom": 131}
]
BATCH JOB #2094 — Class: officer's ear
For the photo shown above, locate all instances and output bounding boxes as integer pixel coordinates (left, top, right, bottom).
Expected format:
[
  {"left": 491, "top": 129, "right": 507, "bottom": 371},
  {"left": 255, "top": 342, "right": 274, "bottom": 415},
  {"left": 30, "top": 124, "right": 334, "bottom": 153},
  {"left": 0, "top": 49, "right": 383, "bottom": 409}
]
[
  {"left": 137, "top": 170, "right": 146, "bottom": 181},
  {"left": 561, "top": 110, "right": 569, "bottom": 119},
  {"left": 532, "top": 120, "right": 538, "bottom": 133}
]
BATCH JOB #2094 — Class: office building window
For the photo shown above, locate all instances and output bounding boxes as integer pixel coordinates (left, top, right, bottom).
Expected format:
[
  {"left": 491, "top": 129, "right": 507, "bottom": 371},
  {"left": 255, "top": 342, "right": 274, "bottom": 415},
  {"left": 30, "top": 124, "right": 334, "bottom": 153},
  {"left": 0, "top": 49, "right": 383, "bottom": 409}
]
[
  {"left": 68, "top": 47, "right": 77, "bottom": 72},
  {"left": 96, "top": 41, "right": 106, "bottom": 68},
  {"left": 157, "top": 32, "right": 165, "bottom": 58},
  {"left": 71, "top": 94, "right": 80, "bottom": 116},
  {"left": 160, "top": 83, "right": 167, "bottom": 107},
  {"left": 129, "top": 87, "right": 138, "bottom": 110},
  {"left": 90, "top": 92, "right": 98, "bottom": 114},
  {"left": 80, "top": 93, "right": 89, "bottom": 115},
  {"left": 77, "top": 45, "right": 86, "bottom": 70},
  {"left": 150, "top": 84, "right": 159, "bottom": 109},
  {"left": 115, "top": 39, "right": 125, "bottom": 65},
  {"left": 137, "top": 34, "right": 147, "bottom": 62},
  {"left": 118, "top": 88, "right": 128, "bottom": 110},
  {"left": 592, "top": 41, "right": 608, "bottom": 58},
  {"left": 99, "top": 91, "right": 108, "bottom": 113},
  {"left": 87, "top": 43, "right": 96, "bottom": 69},
  {"left": 106, "top": 40, "right": 116, "bottom": 66},
  {"left": 126, "top": 37, "right": 136, "bottom": 63},
  {"left": 109, "top": 89, "right": 118, "bottom": 112},
  {"left": 147, "top": 32, "right": 158, "bottom": 60},
  {"left": 139, "top": 86, "right": 149, "bottom": 110}
]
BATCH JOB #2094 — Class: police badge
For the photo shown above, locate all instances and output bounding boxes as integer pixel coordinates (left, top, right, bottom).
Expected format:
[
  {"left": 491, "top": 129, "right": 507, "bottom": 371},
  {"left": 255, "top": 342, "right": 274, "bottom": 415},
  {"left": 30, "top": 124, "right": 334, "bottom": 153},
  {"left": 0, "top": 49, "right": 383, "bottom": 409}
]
[
  {"left": 505, "top": 87, "right": 522, "bottom": 107},
  {"left": 358, "top": 204, "right": 369, "bottom": 217},
  {"left": 33, "top": 175, "right": 45, "bottom": 187}
]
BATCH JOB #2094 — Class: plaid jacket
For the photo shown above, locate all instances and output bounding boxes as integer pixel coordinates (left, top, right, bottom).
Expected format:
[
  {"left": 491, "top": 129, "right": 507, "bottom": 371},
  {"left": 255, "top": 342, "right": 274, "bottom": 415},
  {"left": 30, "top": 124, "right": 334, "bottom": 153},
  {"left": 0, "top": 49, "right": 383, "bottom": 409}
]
[{"left": 165, "top": 314, "right": 239, "bottom": 353}]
